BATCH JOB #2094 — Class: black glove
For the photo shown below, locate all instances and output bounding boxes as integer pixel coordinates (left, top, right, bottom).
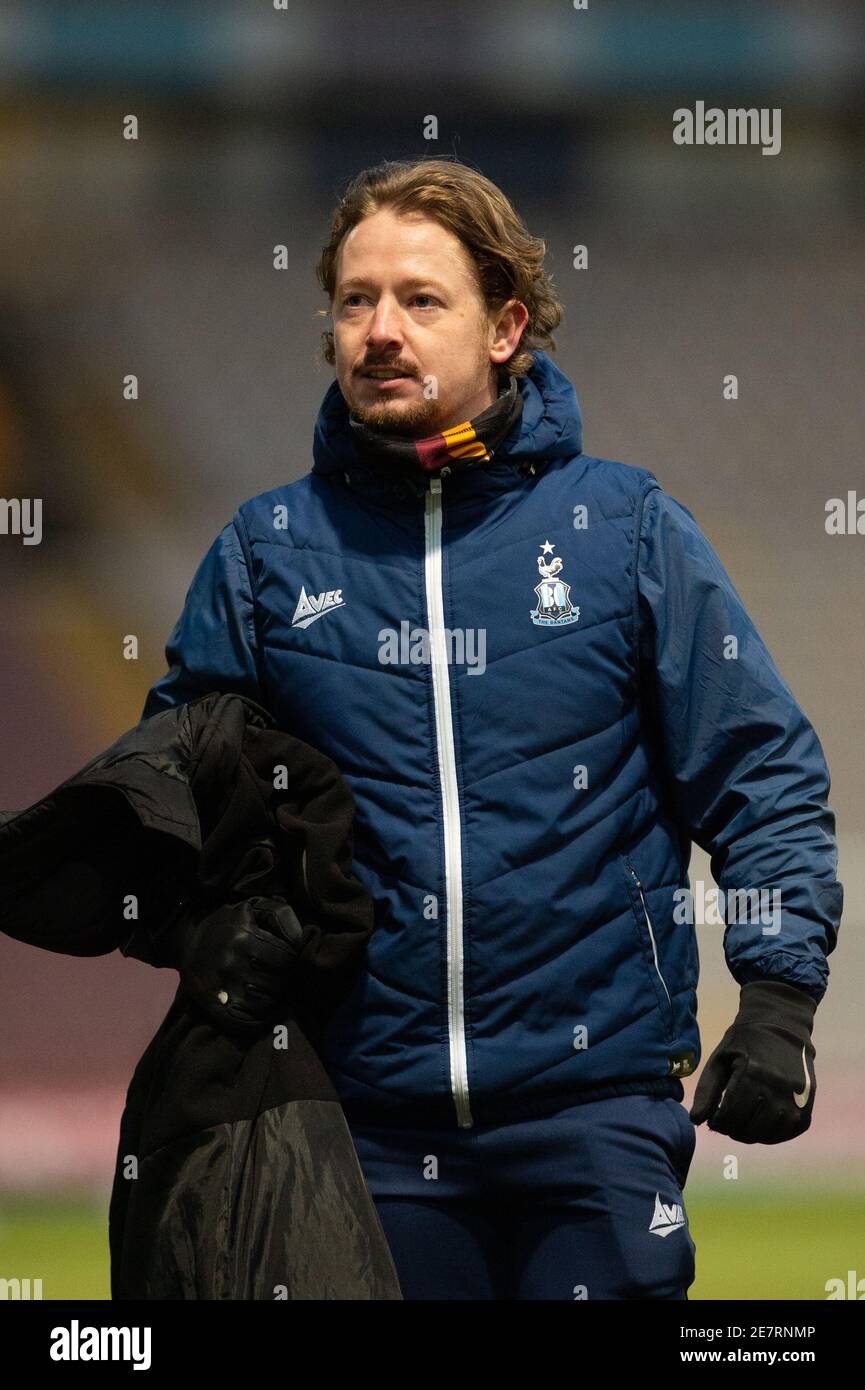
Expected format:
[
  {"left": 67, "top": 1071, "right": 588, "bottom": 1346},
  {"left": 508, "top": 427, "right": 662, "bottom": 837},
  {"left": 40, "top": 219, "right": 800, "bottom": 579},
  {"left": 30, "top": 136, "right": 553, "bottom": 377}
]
[
  {"left": 689, "top": 980, "right": 817, "bottom": 1144},
  {"left": 152, "top": 894, "right": 305, "bottom": 1034}
]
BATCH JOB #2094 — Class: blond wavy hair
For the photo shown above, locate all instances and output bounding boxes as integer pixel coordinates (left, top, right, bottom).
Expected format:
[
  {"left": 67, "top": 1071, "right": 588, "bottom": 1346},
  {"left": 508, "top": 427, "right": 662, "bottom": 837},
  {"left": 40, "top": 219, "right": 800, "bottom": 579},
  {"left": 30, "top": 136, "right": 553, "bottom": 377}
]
[{"left": 316, "top": 157, "right": 562, "bottom": 378}]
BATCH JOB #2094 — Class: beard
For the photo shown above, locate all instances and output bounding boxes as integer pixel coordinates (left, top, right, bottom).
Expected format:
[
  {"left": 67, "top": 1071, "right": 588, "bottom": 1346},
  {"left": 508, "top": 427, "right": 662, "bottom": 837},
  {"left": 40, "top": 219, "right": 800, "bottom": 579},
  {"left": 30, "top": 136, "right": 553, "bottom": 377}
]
[
  {"left": 340, "top": 341, "right": 496, "bottom": 439},
  {"left": 344, "top": 386, "right": 441, "bottom": 439}
]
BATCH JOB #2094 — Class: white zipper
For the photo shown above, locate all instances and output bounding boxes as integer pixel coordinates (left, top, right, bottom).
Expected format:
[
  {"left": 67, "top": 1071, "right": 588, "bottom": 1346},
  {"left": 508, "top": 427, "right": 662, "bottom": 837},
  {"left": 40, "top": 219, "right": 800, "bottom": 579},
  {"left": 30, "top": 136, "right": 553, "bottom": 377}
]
[
  {"left": 424, "top": 476, "right": 473, "bottom": 1128},
  {"left": 628, "top": 865, "right": 673, "bottom": 1012}
]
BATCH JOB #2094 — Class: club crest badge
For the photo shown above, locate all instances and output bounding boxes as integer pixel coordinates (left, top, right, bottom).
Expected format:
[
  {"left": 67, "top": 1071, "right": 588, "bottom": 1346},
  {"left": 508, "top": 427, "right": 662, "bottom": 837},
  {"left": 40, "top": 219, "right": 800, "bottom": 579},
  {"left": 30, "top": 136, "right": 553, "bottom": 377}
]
[{"left": 530, "top": 541, "right": 581, "bottom": 627}]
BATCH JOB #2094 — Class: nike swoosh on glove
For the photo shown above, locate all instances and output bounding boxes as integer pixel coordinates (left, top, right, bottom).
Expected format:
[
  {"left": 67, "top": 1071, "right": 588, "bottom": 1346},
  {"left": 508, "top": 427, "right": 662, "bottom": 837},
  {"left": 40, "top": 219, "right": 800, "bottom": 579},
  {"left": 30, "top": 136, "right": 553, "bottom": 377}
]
[
  {"left": 689, "top": 980, "right": 818, "bottom": 1144},
  {"left": 153, "top": 894, "right": 305, "bottom": 1035}
]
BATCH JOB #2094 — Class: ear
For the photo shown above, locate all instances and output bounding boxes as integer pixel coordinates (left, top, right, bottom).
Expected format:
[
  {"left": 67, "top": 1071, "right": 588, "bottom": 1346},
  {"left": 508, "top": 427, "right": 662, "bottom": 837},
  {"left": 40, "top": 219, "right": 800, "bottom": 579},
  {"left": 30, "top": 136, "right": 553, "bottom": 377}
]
[{"left": 489, "top": 299, "right": 529, "bottom": 366}]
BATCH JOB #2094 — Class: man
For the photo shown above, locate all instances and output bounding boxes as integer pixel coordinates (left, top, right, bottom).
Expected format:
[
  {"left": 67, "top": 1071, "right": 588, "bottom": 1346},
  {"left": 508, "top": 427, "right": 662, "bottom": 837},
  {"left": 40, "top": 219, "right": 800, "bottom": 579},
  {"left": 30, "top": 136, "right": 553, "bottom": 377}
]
[{"left": 141, "top": 157, "right": 842, "bottom": 1300}]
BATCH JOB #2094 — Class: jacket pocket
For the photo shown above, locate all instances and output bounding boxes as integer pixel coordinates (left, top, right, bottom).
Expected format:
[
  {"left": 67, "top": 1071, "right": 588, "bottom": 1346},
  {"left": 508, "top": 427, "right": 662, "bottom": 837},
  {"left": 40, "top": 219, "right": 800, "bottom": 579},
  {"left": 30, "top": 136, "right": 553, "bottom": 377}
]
[{"left": 620, "top": 855, "right": 675, "bottom": 1040}]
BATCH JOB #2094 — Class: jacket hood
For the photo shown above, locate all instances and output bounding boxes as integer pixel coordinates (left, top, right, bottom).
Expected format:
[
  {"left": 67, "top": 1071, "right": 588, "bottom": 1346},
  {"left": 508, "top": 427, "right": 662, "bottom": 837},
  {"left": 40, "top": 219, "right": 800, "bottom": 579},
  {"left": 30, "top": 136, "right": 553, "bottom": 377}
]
[{"left": 311, "top": 350, "right": 583, "bottom": 481}]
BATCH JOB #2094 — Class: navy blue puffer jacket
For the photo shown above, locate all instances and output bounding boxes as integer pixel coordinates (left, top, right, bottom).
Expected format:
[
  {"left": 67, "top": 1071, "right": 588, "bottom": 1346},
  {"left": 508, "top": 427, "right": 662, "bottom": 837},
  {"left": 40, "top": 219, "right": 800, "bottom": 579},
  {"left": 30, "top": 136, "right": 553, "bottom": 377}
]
[{"left": 142, "top": 352, "right": 842, "bottom": 1129}]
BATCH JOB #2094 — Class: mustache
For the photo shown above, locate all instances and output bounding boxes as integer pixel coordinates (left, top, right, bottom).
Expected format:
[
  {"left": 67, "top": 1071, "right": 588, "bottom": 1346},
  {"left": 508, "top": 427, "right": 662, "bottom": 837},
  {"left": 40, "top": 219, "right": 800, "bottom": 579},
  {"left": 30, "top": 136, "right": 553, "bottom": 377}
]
[{"left": 357, "top": 360, "right": 417, "bottom": 377}]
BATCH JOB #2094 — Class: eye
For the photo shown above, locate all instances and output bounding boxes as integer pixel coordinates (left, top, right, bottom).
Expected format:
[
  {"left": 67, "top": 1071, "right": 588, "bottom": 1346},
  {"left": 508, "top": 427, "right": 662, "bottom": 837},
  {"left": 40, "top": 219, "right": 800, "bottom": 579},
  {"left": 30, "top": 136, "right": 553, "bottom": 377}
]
[
  {"left": 341, "top": 294, "right": 366, "bottom": 308},
  {"left": 411, "top": 294, "right": 439, "bottom": 309}
]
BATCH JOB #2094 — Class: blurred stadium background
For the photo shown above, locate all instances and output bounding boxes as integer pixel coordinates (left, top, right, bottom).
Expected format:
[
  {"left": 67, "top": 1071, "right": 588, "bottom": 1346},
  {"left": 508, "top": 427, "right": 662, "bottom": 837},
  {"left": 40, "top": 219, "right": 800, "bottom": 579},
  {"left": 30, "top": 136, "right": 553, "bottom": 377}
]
[{"left": 0, "top": 0, "right": 863, "bottom": 1299}]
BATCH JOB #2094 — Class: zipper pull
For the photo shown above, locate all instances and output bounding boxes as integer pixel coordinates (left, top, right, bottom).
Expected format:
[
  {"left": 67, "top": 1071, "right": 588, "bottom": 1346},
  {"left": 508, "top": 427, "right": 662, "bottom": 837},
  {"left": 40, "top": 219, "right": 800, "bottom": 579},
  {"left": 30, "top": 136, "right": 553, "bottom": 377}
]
[{"left": 429, "top": 476, "right": 442, "bottom": 495}]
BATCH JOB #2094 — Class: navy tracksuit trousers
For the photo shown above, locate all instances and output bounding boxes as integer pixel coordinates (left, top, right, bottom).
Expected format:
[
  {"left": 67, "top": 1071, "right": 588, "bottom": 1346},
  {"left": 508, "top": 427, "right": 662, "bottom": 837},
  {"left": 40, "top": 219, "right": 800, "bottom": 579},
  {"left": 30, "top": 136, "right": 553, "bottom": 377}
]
[{"left": 350, "top": 1093, "right": 697, "bottom": 1300}]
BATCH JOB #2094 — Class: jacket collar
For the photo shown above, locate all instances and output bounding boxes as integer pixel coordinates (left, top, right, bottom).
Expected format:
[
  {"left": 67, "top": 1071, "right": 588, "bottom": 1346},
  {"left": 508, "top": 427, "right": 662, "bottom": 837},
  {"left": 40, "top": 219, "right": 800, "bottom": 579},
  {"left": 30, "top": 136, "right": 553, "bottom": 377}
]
[{"left": 311, "top": 351, "right": 584, "bottom": 506}]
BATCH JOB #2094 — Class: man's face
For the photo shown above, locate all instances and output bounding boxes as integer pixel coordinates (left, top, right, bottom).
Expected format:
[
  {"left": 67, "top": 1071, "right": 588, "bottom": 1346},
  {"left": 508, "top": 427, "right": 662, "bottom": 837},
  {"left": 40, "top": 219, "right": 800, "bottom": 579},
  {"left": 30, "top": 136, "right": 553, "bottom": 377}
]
[{"left": 332, "top": 207, "right": 503, "bottom": 437}]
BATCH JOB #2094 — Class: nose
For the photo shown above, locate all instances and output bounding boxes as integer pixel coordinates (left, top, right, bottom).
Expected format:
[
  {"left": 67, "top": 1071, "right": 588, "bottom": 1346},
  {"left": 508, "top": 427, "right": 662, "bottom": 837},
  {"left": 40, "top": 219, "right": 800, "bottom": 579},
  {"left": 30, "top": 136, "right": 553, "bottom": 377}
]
[{"left": 366, "top": 294, "right": 404, "bottom": 352}]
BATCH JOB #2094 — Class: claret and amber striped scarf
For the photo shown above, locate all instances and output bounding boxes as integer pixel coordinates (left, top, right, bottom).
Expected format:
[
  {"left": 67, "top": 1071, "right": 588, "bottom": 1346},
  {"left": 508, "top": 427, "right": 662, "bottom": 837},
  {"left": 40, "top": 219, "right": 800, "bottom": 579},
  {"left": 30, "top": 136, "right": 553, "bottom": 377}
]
[{"left": 349, "top": 371, "right": 524, "bottom": 478}]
